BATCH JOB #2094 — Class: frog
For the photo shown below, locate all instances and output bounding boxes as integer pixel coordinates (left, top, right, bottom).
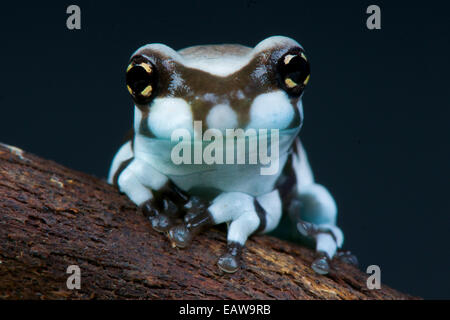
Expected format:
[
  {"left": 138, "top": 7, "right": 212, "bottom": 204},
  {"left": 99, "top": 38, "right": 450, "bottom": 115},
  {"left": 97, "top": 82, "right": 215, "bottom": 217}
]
[{"left": 108, "top": 36, "right": 356, "bottom": 274}]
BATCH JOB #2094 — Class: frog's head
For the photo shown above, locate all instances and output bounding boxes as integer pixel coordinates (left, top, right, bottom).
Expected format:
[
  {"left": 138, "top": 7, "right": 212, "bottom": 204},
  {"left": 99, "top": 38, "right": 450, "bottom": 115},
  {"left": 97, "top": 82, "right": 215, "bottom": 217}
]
[{"left": 126, "top": 36, "right": 310, "bottom": 139}]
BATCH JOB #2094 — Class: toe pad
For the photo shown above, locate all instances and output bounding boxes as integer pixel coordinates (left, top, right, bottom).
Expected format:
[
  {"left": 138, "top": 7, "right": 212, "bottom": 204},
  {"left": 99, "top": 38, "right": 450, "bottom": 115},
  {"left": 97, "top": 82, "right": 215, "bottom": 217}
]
[{"left": 218, "top": 253, "right": 240, "bottom": 273}]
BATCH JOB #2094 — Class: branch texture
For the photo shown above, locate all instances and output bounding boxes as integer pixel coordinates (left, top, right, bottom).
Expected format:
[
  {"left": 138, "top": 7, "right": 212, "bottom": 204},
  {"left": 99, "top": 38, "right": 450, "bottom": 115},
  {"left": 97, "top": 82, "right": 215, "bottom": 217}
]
[{"left": 0, "top": 143, "right": 415, "bottom": 299}]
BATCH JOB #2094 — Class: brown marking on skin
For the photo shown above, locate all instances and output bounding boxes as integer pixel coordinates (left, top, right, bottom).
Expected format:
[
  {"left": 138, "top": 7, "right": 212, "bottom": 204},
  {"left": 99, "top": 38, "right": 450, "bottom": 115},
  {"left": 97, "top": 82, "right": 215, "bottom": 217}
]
[
  {"left": 254, "top": 199, "right": 267, "bottom": 234},
  {"left": 288, "top": 96, "right": 302, "bottom": 129},
  {"left": 135, "top": 64, "right": 276, "bottom": 133},
  {"left": 120, "top": 129, "right": 135, "bottom": 151},
  {"left": 232, "top": 97, "right": 253, "bottom": 128},
  {"left": 138, "top": 108, "right": 154, "bottom": 138},
  {"left": 131, "top": 42, "right": 304, "bottom": 137},
  {"left": 112, "top": 157, "right": 134, "bottom": 187},
  {"left": 275, "top": 151, "right": 297, "bottom": 202},
  {"left": 189, "top": 98, "right": 215, "bottom": 132}
]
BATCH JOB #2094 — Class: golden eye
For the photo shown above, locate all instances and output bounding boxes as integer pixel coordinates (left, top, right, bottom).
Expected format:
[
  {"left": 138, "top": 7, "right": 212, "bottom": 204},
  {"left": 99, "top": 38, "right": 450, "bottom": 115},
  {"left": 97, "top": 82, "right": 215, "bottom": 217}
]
[
  {"left": 277, "top": 49, "right": 311, "bottom": 96},
  {"left": 126, "top": 56, "right": 156, "bottom": 104}
]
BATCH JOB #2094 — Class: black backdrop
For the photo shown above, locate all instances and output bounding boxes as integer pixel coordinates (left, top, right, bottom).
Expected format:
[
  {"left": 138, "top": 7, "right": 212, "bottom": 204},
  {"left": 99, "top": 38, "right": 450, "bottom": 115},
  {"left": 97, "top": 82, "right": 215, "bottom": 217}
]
[{"left": 0, "top": 0, "right": 449, "bottom": 299}]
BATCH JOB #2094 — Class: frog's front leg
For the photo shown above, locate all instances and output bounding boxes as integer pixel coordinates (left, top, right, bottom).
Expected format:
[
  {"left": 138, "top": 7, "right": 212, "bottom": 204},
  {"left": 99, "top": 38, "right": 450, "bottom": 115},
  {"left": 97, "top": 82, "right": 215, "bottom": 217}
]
[
  {"left": 289, "top": 169, "right": 351, "bottom": 274},
  {"left": 287, "top": 138, "right": 356, "bottom": 274},
  {"left": 168, "top": 190, "right": 282, "bottom": 273},
  {"left": 109, "top": 145, "right": 186, "bottom": 232},
  {"left": 288, "top": 183, "right": 344, "bottom": 274}
]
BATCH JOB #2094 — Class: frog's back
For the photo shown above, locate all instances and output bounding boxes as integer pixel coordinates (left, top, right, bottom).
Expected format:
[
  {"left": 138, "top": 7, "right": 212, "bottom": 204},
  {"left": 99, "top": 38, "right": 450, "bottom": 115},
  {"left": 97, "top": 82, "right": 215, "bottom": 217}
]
[
  {"left": 178, "top": 44, "right": 253, "bottom": 77},
  {"left": 178, "top": 44, "right": 252, "bottom": 59}
]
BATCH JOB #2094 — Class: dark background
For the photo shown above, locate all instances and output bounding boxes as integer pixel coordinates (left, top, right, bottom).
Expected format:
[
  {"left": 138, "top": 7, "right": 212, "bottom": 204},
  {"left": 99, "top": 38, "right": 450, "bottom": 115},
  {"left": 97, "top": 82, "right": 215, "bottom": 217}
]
[{"left": 0, "top": 0, "right": 448, "bottom": 299}]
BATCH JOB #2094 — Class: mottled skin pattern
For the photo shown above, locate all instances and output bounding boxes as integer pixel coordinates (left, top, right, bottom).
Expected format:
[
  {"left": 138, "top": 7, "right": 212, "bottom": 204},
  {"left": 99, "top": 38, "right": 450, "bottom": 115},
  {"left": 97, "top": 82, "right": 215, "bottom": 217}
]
[{"left": 109, "top": 36, "right": 357, "bottom": 274}]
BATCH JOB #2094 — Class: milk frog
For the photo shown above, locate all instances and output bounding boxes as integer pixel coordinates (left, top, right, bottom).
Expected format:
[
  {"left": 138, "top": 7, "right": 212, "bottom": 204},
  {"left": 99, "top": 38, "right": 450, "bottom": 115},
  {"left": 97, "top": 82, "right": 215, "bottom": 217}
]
[{"left": 108, "top": 36, "right": 355, "bottom": 274}]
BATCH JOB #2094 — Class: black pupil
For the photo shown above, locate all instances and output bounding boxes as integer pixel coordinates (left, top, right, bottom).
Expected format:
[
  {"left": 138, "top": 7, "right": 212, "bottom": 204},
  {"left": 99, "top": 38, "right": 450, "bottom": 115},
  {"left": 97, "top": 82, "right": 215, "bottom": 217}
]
[
  {"left": 126, "top": 65, "right": 152, "bottom": 93},
  {"left": 281, "top": 54, "right": 310, "bottom": 87}
]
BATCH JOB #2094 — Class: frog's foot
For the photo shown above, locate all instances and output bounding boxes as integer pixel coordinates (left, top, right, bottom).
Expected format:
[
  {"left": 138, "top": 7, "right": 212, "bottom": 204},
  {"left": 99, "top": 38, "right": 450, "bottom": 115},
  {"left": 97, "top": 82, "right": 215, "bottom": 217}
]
[
  {"left": 168, "top": 197, "right": 212, "bottom": 248},
  {"left": 141, "top": 181, "right": 191, "bottom": 232},
  {"left": 183, "top": 196, "right": 209, "bottom": 223},
  {"left": 311, "top": 252, "right": 331, "bottom": 275},
  {"left": 207, "top": 192, "right": 267, "bottom": 274},
  {"left": 214, "top": 208, "right": 259, "bottom": 274},
  {"left": 296, "top": 220, "right": 344, "bottom": 275},
  {"left": 336, "top": 250, "right": 359, "bottom": 267},
  {"left": 217, "top": 242, "right": 242, "bottom": 273},
  {"left": 142, "top": 197, "right": 180, "bottom": 233}
]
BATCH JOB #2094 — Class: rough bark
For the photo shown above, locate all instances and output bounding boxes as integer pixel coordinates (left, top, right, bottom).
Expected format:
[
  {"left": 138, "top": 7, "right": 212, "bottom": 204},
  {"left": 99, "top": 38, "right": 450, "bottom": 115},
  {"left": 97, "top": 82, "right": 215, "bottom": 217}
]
[{"left": 0, "top": 143, "right": 415, "bottom": 300}]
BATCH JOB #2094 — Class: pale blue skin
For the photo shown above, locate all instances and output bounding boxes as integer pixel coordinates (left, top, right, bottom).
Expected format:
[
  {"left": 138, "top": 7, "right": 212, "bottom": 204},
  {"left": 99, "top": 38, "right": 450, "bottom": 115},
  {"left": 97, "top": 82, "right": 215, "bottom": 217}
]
[{"left": 109, "top": 36, "right": 352, "bottom": 274}]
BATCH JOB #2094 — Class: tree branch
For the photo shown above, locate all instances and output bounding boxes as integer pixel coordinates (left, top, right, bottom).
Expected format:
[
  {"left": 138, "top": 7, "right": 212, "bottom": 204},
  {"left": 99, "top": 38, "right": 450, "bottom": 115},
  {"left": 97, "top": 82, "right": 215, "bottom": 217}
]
[{"left": 0, "top": 143, "right": 416, "bottom": 299}]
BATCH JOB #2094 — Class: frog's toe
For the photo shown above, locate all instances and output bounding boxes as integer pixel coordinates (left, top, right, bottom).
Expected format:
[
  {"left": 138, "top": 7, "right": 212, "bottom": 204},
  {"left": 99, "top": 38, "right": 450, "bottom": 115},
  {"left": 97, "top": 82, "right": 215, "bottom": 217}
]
[
  {"left": 142, "top": 200, "right": 173, "bottom": 233},
  {"left": 183, "top": 196, "right": 209, "bottom": 223},
  {"left": 149, "top": 214, "right": 172, "bottom": 233},
  {"left": 217, "top": 253, "right": 240, "bottom": 273},
  {"left": 184, "top": 211, "right": 198, "bottom": 223},
  {"left": 168, "top": 225, "right": 193, "bottom": 248},
  {"left": 296, "top": 220, "right": 317, "bottom": 237},
  {"left": 217, "top": 242, "right": 242, "bottom": 273},
  {"left": 336, "top": 250, "right": 359, "bottom": 267},
  {"left": 169, "top": 208, "right": 213, "bottom": 248},
  {"left": 311, "top": 253, "right": 330, "bottom": 275}
]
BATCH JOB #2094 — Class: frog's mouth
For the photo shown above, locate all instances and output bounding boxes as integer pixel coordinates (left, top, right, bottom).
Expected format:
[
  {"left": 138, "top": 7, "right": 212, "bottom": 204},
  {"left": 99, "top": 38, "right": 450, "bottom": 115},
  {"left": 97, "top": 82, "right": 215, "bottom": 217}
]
[
  {"left": 135, "top": 125, "right": 299, "bottom": 176},
  {"left": 139, "top": 125, "right": 301, "bottom": 143}
]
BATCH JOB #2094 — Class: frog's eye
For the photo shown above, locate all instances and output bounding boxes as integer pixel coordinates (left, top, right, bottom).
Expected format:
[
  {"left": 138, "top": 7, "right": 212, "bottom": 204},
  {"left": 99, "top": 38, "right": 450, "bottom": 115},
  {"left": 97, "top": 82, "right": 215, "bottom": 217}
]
[
  {"left": 277, "top": 50, "right": 310, "bottom": 97},
  {"left": 126, "top": 56, "right": 157, "bottom": 104}
]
